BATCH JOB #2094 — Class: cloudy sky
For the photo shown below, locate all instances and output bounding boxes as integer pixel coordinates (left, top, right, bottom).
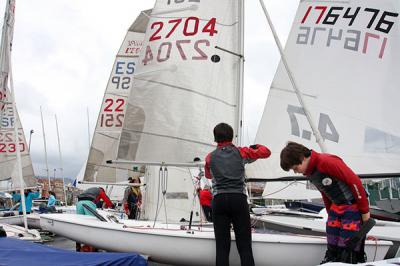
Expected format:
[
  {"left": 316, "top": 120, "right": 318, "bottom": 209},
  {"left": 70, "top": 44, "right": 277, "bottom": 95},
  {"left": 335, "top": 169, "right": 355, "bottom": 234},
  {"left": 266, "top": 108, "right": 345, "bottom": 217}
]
[{"left": 2, "top": 0, "right": 299, "bottom": 180}]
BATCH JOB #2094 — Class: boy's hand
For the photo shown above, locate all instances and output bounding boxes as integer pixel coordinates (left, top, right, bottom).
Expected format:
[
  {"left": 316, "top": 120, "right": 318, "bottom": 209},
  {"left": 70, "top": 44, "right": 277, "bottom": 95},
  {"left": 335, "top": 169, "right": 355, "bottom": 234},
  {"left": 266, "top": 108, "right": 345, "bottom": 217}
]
[{"left": 361, "top": 212, "right": 370, "bottom": 222}]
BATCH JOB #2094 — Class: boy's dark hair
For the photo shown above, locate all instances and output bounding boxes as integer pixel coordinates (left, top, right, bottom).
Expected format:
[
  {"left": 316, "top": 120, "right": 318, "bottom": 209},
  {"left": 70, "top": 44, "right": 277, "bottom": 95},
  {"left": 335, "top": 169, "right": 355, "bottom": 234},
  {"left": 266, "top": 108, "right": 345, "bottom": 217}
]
[
  {"left": 280, "top": 142, "right": 311, "bottom": 171},
  {"left": 213, "top": 123, "right": 233, "bottom": 143}
]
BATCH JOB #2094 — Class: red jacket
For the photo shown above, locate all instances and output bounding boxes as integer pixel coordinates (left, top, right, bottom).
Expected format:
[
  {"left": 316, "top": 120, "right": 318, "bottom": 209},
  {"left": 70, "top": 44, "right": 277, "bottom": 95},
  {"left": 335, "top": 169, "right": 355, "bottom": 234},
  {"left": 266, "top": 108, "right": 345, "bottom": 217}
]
[
  {"left": 305, "top": 151, "right": 369, "bottom": 214},
  {"left": 96, "top": 189, "right": 114, "bottom": 208},
  {"left": 204, "top": 142, "right": 271, "bottom": 179},
  {"left": 199, "top": 189, "right": 212, "bottom": 207}
]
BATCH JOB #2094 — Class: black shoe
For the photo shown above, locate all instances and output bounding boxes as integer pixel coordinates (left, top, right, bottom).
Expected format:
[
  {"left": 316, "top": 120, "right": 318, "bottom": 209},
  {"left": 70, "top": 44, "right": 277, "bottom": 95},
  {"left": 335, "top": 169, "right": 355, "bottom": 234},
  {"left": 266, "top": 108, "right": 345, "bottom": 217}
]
[{"left": 320, "top": 245, "right": 339, "bottom": 264}]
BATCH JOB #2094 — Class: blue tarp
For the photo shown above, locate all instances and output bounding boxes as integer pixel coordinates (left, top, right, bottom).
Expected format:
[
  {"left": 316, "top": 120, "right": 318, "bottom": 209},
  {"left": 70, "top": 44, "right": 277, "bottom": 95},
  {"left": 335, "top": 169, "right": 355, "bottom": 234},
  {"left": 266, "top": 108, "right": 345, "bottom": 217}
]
[{"left": 0, "top": 237, "right": 148, "bottom": 266}]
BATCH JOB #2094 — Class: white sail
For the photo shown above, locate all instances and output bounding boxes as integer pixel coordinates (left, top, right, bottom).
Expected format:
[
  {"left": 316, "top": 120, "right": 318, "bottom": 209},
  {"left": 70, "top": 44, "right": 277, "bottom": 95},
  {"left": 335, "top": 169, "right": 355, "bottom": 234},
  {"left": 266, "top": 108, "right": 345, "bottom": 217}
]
[
  {"left": 83, "top": 12, "right": 150, "bottom": 184},
  {"left": 117, "top": 0, "right": 241, "bottom": 163},
  {"left": 248, "top": 0, "right": 400, "bottom": 184},
  {"left": 115, "top": 1, "right": 242, "bottom": 222},
  {"left": 0, "top": 0, "right": 35, "bottom": 190}
]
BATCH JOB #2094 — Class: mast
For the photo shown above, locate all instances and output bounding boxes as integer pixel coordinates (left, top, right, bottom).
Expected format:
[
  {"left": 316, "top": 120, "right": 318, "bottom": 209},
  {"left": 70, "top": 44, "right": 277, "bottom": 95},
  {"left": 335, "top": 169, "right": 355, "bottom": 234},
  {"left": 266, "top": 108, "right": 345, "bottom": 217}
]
[
  {"left": 258, "top": 0, "right": 327, "bottom": 152},
  {"left": 86, "top": 107, "right": 90, "bottom": 150},
  {"left": 4, "top": 0, "right": 28, "bottom": 230},
  {"left": 10, "top": 64, "right": 28, "bottom": 229},
  {"left": 55, "top": 114, "right": 67, "bottom": 205},
  {"left": 40, "top": 106, "right": 50, "bottom": 190},
  {"left": 236, "top": 0, "right": 245, "bottom": 146}
]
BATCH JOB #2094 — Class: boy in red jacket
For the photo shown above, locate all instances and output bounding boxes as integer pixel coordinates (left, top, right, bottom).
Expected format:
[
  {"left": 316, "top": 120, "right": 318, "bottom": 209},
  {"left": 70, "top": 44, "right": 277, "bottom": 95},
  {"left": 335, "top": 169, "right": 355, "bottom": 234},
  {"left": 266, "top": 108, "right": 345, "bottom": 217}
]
[
  {"left": 198, "top": 185, "right": 213, "bottom": 222},
  {"left": 280, "top": 142, "right": 370, "bottom": 264}
]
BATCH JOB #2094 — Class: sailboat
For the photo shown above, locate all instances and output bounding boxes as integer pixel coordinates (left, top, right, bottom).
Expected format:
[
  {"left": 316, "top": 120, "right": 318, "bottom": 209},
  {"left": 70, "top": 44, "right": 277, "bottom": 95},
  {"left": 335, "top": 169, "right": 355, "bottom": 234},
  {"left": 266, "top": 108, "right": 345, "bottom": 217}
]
[
  {"left": 73, "top": 10, "right": 150, "bottom": 203},
  {"left": 0, "top": 0, "right": 35, "bottom": 192},
  {"left": 0, "top": 0, "right": 41, "bottom": 241},
  {"left": 41, "top": 1, "right": 392, "bottom": 265},
  {"left": 247, "top": 0, "right": 400, "bottom": 197}
]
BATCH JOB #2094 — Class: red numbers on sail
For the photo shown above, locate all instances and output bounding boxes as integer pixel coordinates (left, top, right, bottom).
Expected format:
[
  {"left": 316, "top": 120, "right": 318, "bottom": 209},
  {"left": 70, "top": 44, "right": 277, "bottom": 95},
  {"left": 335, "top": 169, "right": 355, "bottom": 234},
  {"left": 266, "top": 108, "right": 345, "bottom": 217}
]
[
  {"left": 149, "top": 17, "right": 217, "bottom": 41},
  {"left": 100, "top": 98, "right": 125, "bottom": 128},
  {"left": 0, "top": 132, "right": 26, "bottom": 153},
  {"left": 0, "top": 90, "right": 6, "bottom": 110},
  {"left": 143, "top": 17, "right": 217, "bottom": 65}
]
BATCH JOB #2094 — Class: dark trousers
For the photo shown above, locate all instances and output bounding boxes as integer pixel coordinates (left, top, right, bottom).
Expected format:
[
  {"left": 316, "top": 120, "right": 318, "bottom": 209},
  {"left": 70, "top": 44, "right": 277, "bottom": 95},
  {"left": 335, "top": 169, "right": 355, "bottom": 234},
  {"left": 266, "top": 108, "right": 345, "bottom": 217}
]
[
  {"left": 202, "top": 205, "right": 212, "bottom": 222},
  {"left": 212, "top": 193, "right": 254, "bottom": 266},
  {"left": 128, "top": 204, "right": 139, "bottom": 220}
]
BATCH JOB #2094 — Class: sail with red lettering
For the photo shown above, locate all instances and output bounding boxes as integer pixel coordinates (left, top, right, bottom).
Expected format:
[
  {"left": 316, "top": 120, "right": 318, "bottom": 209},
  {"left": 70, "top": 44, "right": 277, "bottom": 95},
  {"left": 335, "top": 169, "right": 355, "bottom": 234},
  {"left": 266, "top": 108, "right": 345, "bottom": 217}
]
[
  {"left": 247, "top": 0, "right": 400, "bottom": 197},
  {"left": 116, "top": 0, "right": 243, "bottom": 221},
  {"left": 117, "top": 0, "right": 241, "bottom": 164},
  {"left": 0, "top": 0, "right": 35, "bottom": 190},
  {"left": 82, "top": 11, "right": 150, "bottom": 184}
]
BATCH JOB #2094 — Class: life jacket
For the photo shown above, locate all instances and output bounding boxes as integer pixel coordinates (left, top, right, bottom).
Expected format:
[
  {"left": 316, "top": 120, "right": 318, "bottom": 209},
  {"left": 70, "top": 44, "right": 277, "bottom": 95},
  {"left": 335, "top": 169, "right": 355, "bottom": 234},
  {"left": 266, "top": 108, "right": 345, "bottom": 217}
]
[
  {"left": 127, "top": 187, "right": 140, "bottom": 206},
  {"left": 209, "top": 144, "right": 246, "bottom": 195},
  {"left": 309, "top": 170, "right": 355, "bottom": 205},
  {"left": 78, "top": 187, "right": 101, "bottom": 201}
]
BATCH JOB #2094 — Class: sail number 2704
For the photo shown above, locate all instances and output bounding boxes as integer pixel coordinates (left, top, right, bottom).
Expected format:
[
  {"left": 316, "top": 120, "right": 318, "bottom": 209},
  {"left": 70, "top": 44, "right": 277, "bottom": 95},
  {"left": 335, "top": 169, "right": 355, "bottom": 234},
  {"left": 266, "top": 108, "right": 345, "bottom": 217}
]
[{"left": 142, "top": 17, "right": 217, "bottom": 65}]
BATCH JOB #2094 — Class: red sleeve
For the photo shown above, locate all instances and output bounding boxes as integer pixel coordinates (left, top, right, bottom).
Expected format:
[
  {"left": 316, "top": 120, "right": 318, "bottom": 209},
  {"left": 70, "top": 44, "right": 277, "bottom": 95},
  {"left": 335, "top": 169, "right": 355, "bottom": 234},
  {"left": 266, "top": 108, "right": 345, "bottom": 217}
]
[
  {"left": 319, "top": 156, "right": 369, "bottom": 214},
  {"left": 204, "top": 153, "right": 212, "bottom": 179},
  {"left": 239, "top": 144, "right": 271, "bottom": 160},
  {"left": 206, "top": 191, "right": 213, "bottom": 201},
  {"left": 98, "top": 189, "right": 113, "bottom": 208}
]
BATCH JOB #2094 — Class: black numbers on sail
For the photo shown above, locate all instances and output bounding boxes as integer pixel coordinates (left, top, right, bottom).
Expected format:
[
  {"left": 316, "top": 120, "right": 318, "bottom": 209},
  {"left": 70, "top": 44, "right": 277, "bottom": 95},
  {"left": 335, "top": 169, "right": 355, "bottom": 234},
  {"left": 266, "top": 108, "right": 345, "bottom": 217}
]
[
  {"left": 167, "top": 0, "right": 200, "bottom": 4},
  {"left": 287, "top": 105, "right": 339, "bottom": 143}
]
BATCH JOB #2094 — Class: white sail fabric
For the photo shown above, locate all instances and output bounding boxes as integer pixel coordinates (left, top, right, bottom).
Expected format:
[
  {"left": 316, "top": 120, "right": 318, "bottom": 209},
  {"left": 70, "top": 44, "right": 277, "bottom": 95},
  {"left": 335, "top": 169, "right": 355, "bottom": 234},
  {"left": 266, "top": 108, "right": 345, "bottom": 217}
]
[
  {"left": 117, "top": 0, "right": 241, "bottom": 163},
  {"left": 83, "top": 12, "right": 149, "bottom": 183},
  {"left": 142, "top": 166, "right": 201, "bottom": 222},
  {"left": 248, "top": 0, "right": 400, "bottom": 185},
  {"left": 116, "top": 1, "right": 242, "bottom": 222},
  {"left": 0, "top": 0, "right": 35, "bottom": 190}
]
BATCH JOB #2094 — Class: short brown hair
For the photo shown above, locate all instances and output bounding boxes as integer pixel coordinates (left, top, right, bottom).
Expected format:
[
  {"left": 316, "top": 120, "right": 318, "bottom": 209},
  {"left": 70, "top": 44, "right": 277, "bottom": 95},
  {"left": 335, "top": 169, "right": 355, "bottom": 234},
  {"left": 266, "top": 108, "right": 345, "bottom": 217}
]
[{"left": 280, "top": 142, "right": 311, "bottom": 171}]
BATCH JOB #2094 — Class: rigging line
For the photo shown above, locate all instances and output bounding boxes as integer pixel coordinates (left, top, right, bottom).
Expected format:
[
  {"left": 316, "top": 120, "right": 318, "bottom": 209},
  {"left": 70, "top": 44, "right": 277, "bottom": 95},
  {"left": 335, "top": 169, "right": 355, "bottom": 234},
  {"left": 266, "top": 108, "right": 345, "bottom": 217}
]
[
  {"left": 163, "top": 167, "right": 169, "bottom": 227},
  {"left": 153, "top": 166, "right": 163, "bottom": 228},
  {"left": 270, "top": 86, "right": 317, "bottom": 99},
  {"left": 121, "top": 128, "right": 215, "bottom": 148},
  {"left": 97, "top": 132, "right": 120, "bottom": 140},
  {"left": 85, "top": 163, "right": 129, "bottom": 171},
  {"left": 262, "top": 181, "right": 301, "bottom": 197},
  {"left": 134, "top": 77, "right": 236, "bottom": 107}
]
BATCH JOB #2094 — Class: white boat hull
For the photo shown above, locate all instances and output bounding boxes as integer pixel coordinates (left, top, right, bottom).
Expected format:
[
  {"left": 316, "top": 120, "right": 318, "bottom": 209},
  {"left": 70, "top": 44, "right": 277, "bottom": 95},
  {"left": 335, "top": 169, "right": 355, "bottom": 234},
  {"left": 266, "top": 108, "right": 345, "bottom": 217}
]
[
  {"left": 0, "top": 213, "right": 41, "bottom": 229},
  {"left": 0, "top": 223, "right": 41, "bottom": 241},
  {"left": 252, "top": 214, "right": 400, "bottom": 258},
  {"left": 40, "top": 213, "right": 391, "bottom": 266}
]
